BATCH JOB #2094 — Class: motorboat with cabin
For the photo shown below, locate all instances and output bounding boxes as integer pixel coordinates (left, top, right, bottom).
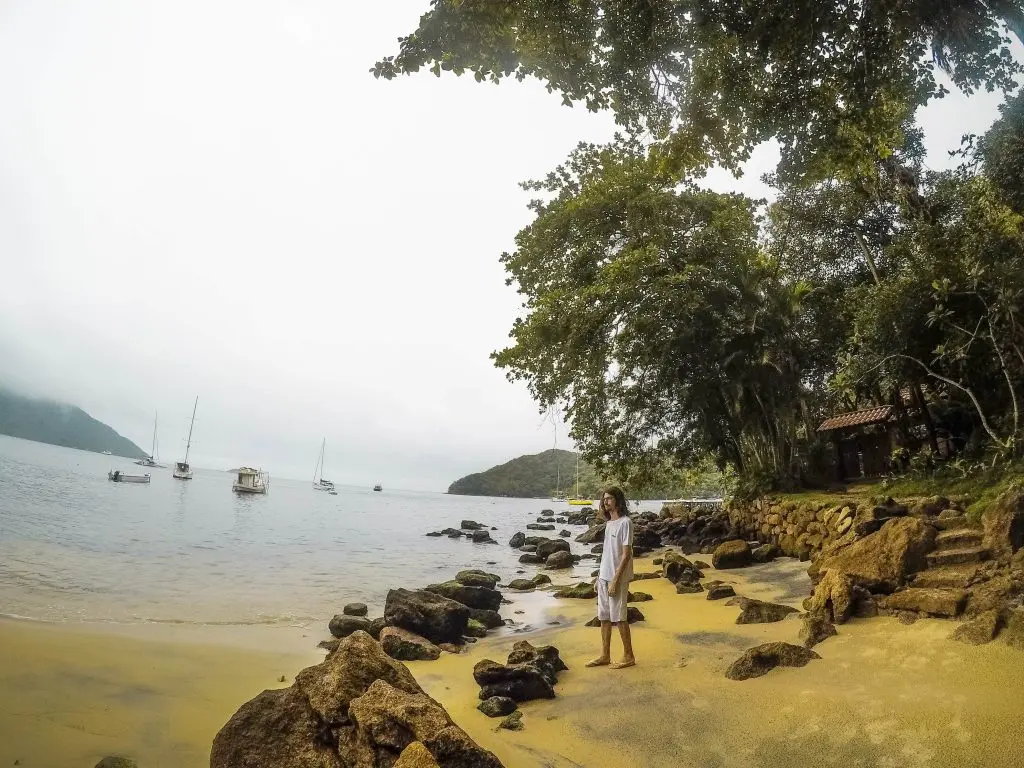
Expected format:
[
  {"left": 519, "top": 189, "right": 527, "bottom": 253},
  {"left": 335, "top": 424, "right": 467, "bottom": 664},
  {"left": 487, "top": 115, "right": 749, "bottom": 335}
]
[
  {"left": 232, "top": 467, "right": 269, "bottom": 494},
  {"left": 108, "top": 470, "right": 151, "bottom": 484}
]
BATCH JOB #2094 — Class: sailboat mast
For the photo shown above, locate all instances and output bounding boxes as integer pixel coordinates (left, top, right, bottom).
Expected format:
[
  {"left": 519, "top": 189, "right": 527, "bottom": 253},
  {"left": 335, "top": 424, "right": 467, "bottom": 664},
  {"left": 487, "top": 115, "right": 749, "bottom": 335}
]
[
  {"left": 575, "top": 452, "right": 580, "bottom": 498},
  {"left": 151, "top": 412, "right": 158, "bottom": 458},
  {"left": 184, "top": 397, "right": 197, "bottom": 463}
]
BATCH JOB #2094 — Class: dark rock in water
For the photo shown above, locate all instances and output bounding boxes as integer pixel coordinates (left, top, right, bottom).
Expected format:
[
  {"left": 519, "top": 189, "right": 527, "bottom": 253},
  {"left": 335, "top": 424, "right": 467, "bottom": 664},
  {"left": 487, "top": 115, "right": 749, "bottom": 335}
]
[
  {"left": 576, "top": 523, "right": 606, "bottom": 544},
  {"left": 447, "top": 531, "right": 464, "bottom": 539},
  {"left": 507, "top": 579, "right": 536, "bottom": 591},
  {"left": 691, "top": 560, "right": 711, "bottom": 569},
  {"left": 499, "top": 711, "right": 524, "bottom": 731},
  {"left": 328, "top": 614, "right": 371, "bottom": 639},
  {"left": 734, "top": 597, "right": 799, "bottom": 624},
  {"left": 471, "top": 529, "right": 496, "bottom": 544},
  {"left": 478, "top": 696, "right": 517, "bottom": 718},
  {"left": 712, "top": 540, "right": 753, "bottom": 569},
  {"left": 520, "top": 544, "right": 538, "bottom": 552},
  {"left": 456, "top": 569, "right": 501, "bottom": 589},
  {"left": 465, "top": 618, "right": 489, "bottom": 638},
  {"left": 532, "top": 573, "right": 552, "bottom": 586},
  {"left": 378, "top": 626, "right": 442, "bottom": 661},
  {"left": 318, "top": 639, "right": 340, "bottom": 655},
  {"left": 591, "top": 569, "right": 599, "bottom": 578},
  {"left": 799, "top": 613, "right": 837, "bottom": 649},
  {"left": 367, "top": 617, "right": 387, "bottom": 640},
  {"left": 506, "top": 640, "right": 568, "bottom": 684},
  {"left": 519, "top": 553, "right": 544, "bottom": 564},
  {"left": 676, "top": 582, "right": 704, "bottom": 594},
  {"left": 425, "top": 531, "right": 443, "bottom": 537},
  {"left": 523, "top": 536, "right": 548, "bottom": 546},
  {"left": 473, "top": 660, "right": 555, "bottom": 702},
  {"left": 556, "top": 518, "right": 567, "bottom": 524},
  {"left": 383, "top": 588, "right": 470, "bottom": 645},
  {"left": 425, "top": 581, "right": 502, "bottom": 611},
  {"left": 545, "top": 550, "right": 574, "bottom": 569},
  {"left": 591, "top": 543, "right": 604, "bottom": 555},
  {"left": 536, "top": 539, "right": 570, "bottom": 559},
  {"left": 469, "top": 608, "right": 505, "bottom": 629},
  {"left": 553, "top": 582, "right": 596, "bottom": 599},
  {"left": 559, "top": 529, "right": 571, "bottom": 537},
  {"left": 705, "top": 582, "right": 735, "bottom": 600},
  {"left": 342, "top": 602, "right": 368, "bottom": 617},
  {"left": 509, "top": 532, "right": 526, "bottom": 548},
  {"left": 751, "top": 544, "right": 778, "bottom": 564},
  {"left": 628, "top": 591, "right": 653, "bottom": 602},
  {"left": 527, "top": 523, "right": 556, "bottom": 531},
  {"left": 725, "top": 642, "right": 820, "bottom": 681},
  {"left": 95, "top": 758, "right": 138, "bottom": 768},
  {"left": 461, "top": 520, "right": 484, "bottom": 530}
]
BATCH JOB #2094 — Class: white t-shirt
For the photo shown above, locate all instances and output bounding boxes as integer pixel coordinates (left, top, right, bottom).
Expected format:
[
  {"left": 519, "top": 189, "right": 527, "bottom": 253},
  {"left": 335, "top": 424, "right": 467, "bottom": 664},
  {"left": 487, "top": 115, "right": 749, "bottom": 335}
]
[{"left": 598, "top": 516, "right": 633, "bottom": 582}]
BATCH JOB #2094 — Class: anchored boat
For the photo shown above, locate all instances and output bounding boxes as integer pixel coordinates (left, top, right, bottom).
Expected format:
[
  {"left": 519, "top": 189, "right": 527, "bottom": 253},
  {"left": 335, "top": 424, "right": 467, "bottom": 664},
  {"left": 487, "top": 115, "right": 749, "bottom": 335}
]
[
  {"left": 108, "top": 470, "right": 151, "bottom": 484},
  {"left": 173, "top": 397, "right": 198, "bottom": 480},
  {"left": 233, "top": 467, "right": 269, "bottom": 495},
  {"left": 312, "top": 438, "right": 335, "bottom": 492}
]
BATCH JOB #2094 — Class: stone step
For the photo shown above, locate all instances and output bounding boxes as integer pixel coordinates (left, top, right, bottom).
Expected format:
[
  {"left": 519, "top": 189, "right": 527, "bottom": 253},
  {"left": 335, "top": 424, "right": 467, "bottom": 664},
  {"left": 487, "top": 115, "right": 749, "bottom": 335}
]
[
  {"left": 935, "top": 528, "right": 983, "bottom": 550},
  {"left": 926, "top": 546, "right": 989, "bottom": 567},
  {"left": 911, "top": 563, "right": 986, "bottom": 590},
  {"left": 879, "top": 588, "right": 967, "bottom": 617},
  {"left": 933, "top": 514, "right": 969, "bottom": 531}
]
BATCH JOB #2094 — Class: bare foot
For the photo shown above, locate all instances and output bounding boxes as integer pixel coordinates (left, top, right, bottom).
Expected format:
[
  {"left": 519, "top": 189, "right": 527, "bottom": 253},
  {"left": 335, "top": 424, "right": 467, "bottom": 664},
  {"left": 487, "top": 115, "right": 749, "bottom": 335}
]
[
  {"left": 585, "top": 657, "right": 611, "bottom": 667},
  {"left": 610, "top": 658, "right": 636, "bottom": 669}
]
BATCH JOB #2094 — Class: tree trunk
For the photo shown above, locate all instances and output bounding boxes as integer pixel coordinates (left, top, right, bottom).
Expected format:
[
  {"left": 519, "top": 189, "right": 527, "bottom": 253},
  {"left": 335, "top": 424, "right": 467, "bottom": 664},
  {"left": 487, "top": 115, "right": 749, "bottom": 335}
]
[{"left": 912, "top": 381, "right": 940, "bottom": 455}]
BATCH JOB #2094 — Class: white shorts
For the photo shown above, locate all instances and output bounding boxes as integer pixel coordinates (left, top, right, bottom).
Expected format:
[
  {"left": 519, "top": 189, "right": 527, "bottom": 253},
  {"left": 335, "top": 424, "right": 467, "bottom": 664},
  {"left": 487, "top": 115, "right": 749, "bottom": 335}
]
[{"left": 596, "top": 578, "right": 629, "bottom": 623}]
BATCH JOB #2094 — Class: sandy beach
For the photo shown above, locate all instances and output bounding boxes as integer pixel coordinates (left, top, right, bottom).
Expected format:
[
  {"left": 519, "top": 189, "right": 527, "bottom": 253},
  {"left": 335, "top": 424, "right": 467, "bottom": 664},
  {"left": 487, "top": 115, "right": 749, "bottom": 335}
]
[{"left": 3, "top": 555, "right": 1024, "bottom": 767}]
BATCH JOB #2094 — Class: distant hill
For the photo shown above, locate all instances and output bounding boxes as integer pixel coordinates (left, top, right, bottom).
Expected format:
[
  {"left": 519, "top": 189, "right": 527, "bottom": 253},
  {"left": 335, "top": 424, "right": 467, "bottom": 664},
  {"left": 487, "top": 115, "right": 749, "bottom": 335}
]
[
  {"left": 0, "top": 388, "right": 145, "bottom": 458},
  {"left": 447, "top": 449, "right": 602, "bottom": 498}
]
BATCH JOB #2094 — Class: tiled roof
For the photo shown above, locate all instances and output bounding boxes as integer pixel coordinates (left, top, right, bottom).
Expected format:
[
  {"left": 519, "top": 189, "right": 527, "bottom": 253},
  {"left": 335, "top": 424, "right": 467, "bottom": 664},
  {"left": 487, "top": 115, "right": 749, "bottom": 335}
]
[{"left": 817, "top": 405, "right": 894, "bottom": 432}]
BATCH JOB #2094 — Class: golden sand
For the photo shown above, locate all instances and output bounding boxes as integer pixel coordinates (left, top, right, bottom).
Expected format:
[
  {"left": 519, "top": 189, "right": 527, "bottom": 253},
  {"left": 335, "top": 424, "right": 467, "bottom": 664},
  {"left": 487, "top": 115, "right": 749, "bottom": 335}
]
[
  {"left": 0, "top": 619, "right": 321, "bottom": 768},
  {"left": 3, "top": 557, "right": 1023, "bottom": 768},
  {"left": 412, "top": 558, "right": 1024, "bottom": 768}
]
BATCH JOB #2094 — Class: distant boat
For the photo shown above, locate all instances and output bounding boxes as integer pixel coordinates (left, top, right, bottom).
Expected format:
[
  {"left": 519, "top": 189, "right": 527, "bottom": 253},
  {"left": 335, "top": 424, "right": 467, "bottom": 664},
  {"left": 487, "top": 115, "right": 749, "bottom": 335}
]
[
  {"left": 567, "top": 452, "right": 593, "bottom": 506},
  {"left": 101, "top": 450, "right": 112, "bottom": 455},
  {"left": 173, "top": 397, "right": 198, "bottom": 480},
  {"left": 373, "top": 484, "right": 383, "bottom": 492},
  {"left": 233, "top": 467, "right": 269, "bottom": 495},
  {"left": 108, "top": 470, "right": 150, "bottom": 484},
  {"left": 550, "top": 492, "right": 567, "bottom": 503},
  {"left": 312, "top": 438, "right": 335, "bottom": 492},
  {"left": 135, "top": 412, "right": 165, "bottom": 468}
]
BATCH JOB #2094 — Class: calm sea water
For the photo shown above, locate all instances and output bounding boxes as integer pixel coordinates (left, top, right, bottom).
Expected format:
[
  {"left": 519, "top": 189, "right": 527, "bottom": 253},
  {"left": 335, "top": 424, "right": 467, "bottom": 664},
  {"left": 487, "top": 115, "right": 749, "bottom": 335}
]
[{"left": 0, "top": 435, "right": 640, "bottom": 627}]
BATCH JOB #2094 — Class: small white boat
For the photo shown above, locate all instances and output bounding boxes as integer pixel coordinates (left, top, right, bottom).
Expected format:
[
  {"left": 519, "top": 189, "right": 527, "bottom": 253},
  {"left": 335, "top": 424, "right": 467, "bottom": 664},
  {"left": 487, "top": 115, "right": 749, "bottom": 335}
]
[
  {"left": 312, "top": 438, "right": 335, "bottom": 492},
  {"left": 102, "top": 450, "right": 112, "bottom": 456},
  {"left": 233, "top": 466, "right": 269, "bottom": 494},
  {"left": 373, "top": 484, "right": 383, "bottom": 492},
  {"left": 173, "top": 397, "right": 198, "bottom": 480},
  {"left": 108, "top": 470, "right": 151, "bottom": 484}
]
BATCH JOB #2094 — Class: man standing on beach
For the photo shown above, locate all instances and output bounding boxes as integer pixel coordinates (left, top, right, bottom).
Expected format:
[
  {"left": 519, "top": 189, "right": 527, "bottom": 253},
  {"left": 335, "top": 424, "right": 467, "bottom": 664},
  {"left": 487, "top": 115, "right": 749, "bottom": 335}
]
[{"left": 587, "top": 486, "right": 636, "bottom": 669}]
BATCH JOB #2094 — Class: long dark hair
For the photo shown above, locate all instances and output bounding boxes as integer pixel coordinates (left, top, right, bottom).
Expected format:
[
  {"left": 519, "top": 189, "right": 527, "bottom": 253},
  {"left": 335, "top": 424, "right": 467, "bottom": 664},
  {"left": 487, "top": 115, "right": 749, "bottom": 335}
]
[{"left": 601, "top": 486, "right": 629, "bottom": 520}]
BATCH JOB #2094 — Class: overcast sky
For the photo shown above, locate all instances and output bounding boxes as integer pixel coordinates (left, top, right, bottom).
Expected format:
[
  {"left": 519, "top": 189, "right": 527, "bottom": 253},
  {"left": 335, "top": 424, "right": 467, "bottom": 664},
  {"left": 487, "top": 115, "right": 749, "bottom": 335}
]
[{"left": 0, "top": 2, "right": 1018, "bottom": 490}]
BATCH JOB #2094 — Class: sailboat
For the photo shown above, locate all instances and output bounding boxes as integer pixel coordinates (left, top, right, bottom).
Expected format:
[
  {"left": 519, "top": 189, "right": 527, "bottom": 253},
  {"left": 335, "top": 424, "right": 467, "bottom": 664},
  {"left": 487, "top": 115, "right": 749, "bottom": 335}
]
[
  {"left": 173, "top": 397, "right": 198, "bottom": 480},
  {"left": 567, "top": 452, "right": 594, "bottom": 506},
  {"left": 312, "top": 438, "right": 335, "bottom": 492},
  {"left": 135, "top": 412, "right": 165, "bottom": 468},
  {"left": 549, "top": 431, "right": 567, "bottom": 502}
]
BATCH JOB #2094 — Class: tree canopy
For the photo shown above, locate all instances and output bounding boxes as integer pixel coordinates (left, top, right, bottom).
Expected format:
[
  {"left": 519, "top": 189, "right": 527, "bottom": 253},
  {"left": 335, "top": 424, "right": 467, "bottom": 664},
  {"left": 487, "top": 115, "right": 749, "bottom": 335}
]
[{"left": 376, "top": 0, "right": 1024, "bottom": 177}]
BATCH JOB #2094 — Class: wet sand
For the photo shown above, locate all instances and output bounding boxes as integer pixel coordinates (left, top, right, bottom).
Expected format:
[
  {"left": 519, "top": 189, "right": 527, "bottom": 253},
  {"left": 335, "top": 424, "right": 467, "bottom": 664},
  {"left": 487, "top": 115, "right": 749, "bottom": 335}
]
[
  {"left": 412, "top": 557, "right": 1024, "bottom": 768},
  {"left": 0, "top": 619, "right": 321, "bottom": 768},
  {"left": 4, "top": 557, "right": 1024, "bottom": 767}
]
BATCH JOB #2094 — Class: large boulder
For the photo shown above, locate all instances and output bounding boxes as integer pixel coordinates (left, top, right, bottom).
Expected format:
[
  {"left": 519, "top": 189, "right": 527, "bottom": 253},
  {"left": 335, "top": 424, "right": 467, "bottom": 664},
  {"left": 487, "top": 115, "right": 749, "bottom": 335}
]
[
  {"left": 705, "top": 581, "right": 736, "bottom": 601},
  {"left": 468, "top": 608, "right": 504, "bottom": 630},
  {"left": 527, "top": 523, "right": 555, "bottom": 531},
  {"left": 455, "top": 570, "right": 501, "bottom": 589},
  {"left": 394, "top": 742, "right": 441, "bottom": 768},
  {"left": 509, "top": 532, "right": 526, "bottom": 548},
  {"left": 663, "top": 552, "right": 701, "bottom": 585},
  {"left": 950, "top": 610, "right": 1002, "bottom": 645},
  {"left": 545, "top": 550, "right": 574, "bottom": 569},
  {"left": 505, "top": 640, "right": 568, "bottom": 684},
  {"left": 553, "top": 582, "right": 596, "bottom": 599},
  {"left": 477, "top": 696, "right": 517, "bottom": 718},
  {"left": 575, "top": 523, "right": 606, "bottom": 544},
  {"left": 518, "top": 553, "right": 544, "bottom": 564},
  {"left": 712, "top": 540, "right": 753, "bottom": 569},
  {"left": 506, "top": 579, "right": 537, "bottom": 591},
  {"left": 383, "top": 589, "right": 470, "bottom": 645},
  {"left": 725, "top": 642, "right": 821, "bottom": 681},
  {"left": 343, "top": 603, "right": 368, "bottom": 617},
  {"left": 460, "top": 520, "right": 484, "bottom": 530},
  {"left": 345, "top": 679, "right": 503, "bottom": 767},
  {"left": 799, "top": 613, "right": 837, "bottom": 649},
  {"left": 817, "top": 516, "right": 937, "bottom": 593},
  {"left": 536, "top": 539, "right": 570, "bottom": 559},
  {"left": 471, "top": 530, "right": 496, "bottom": 544},
  {"left": 379, "top": 627, "right": 442, "bottom": 661},
  {"left": 473, "top": 660, "right": 555, "bottom": 702},
  {"left": 329, "top": 615, "right": 372, "bottom": 639},
  {"left": 983, "top": 486, "right": 1024, "bottom": 562},
  {"left": 424, "top": 581, "right": 502, "bottom": 612}
]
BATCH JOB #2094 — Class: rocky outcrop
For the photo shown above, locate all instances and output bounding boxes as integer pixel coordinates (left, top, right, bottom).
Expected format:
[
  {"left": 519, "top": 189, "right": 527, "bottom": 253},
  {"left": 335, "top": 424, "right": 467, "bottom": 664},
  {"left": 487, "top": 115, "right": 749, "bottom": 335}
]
[
  {"left": 519, "top": 553, "right": 544, "bottom": 564},
  {"left": 553, "top": 582, "right": 596, "bottom": 599},
  {"left": 806, "top": 570, "right": 855, "bottom": 624},
  {"left": 982, "top": 487, "right": 1024, "bottom": 563},
  {"left": 468, "top": 608, "right": 504, "bottom": 629},
  {"left": 526, "top": 523, "right": 555, "bottom": 531},
  {"left": 471, "top": 530, "right": 497, "bottom": 544},
  {"left": 477, "top": 696, "right": 517, "bottom": 718},
  {"left": 725, "top": 642, "right": 820, "bottom": 681},
  {"left": 705, "top": 581, "right": 736, "bottom": 600},
  {"left": 545, "top": 551, "right": 574, "bottom": 569},
  {"left": 536, "top": 539, "right": 570, "bottom": 559},
  {"left": 460, "top": 520, "right": 484, "bottom": 530},
  {"left": 950, "top": 610, "right": 1003, "bottom": 645},
  {"left": 394, "top": 742, "right": 440, "bottom": 768},
  {"left": 343, "top": 603, "right": 368, "bottom": 617},
  {"left": 454, "top": 570, "right": 501, "bottom": 589},
  {"left": 817, "top": 517, "right": 936, "bottom": 593},
  {"left": 379, "top": 627, "right": 442, "bottom": 661},
  {"left": 473, "top": 642, "right": 567, "bottom": 703},
  {"left": 877, "top": 588, "right": 966, "bottom": 617},
  {"left": 663, "top": 552, "right": 702, "bottom": 586},
  {"left": 212, "top": 632, "right": 503, "bottom": 768},
  {"left": 509, "top": 532, "right": 526, "bottom": 548},
  {"left": 424, "top": 581, "right": 502, "bottom": 612},
  {"left": 575, "top": 523, "right": 606, "bottom": 544},
  {"left": 712, "top": 540, "right": 752, "bottom": 569},
  {"left": 383, "top": 589, "right": 470, "bottom": 646},
  {"left": 799, "top": 613, "right": 837, "bottom": 649}
]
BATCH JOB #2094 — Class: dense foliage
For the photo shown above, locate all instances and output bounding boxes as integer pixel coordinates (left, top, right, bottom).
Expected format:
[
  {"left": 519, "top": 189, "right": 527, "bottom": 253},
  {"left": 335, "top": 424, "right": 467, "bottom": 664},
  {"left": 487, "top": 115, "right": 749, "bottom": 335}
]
[
  {"left": 0, "top": 388, "right": 144, "bottom": 457},
  {"left": 379, "top": 2, "right": 1024, "bottom": 490}
]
